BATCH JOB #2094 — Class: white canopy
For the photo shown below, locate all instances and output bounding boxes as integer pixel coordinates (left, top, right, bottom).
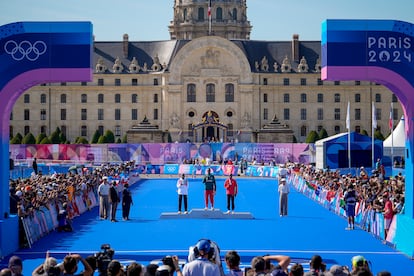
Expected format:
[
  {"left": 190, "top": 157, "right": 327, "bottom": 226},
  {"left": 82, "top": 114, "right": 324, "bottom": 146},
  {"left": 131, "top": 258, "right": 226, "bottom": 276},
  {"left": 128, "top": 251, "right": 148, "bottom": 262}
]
[{"left": 383, "top": 116, "right": 405, "bottom": 148}]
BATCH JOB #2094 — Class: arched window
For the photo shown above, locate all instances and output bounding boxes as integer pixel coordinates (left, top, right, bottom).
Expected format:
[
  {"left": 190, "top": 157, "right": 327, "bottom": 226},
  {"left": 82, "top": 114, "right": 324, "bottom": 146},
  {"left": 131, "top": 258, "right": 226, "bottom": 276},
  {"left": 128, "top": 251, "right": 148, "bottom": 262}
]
[
  {"left": 225, "top": 84, "right": 234, "bottom": 102},
  {"left": 183, "top": 8, "right": 188, "bottom": 21},
  {"left": 115, "top": 94, "right": 121, "bottom": 103},
  {"left": 81, "top": 94, "right": 87, "bottom": 103},
  {"left": 60, "top": 94, "right": 67, "bottom": 103},
  {"left": 187, "top": 84, "right": 196, "bottom": 102},
  {"left": 198, "top": 7, "right": 204, "bottom": 21},
  {"left": 216, "top": 7, "right": 223, "bottom": 21},
  {"left": 206, "top": 83, "right": 215, "bottom": 102},
  {"left": 40, "top": 93, "right": 47, "bottom": 104},
  {"left": 81, "top": 125, "right": 87, "bottom": 137},
  {"left": 300, "top": 125, "right": 307, "bottom": 137},
  {"left": 232, "top": 8, "right": 237, "bottom": 20},
  {"left": 132, "top": 94, "right": 138, "bottom": 103}
]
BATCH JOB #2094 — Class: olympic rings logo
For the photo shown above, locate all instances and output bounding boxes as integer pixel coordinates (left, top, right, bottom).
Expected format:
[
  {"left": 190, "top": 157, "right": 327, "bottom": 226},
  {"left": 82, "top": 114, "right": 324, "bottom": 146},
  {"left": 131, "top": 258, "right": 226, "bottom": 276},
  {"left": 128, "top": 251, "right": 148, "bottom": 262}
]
[{"left": 4, "top": 40, "right": 47, "bottom": 61}]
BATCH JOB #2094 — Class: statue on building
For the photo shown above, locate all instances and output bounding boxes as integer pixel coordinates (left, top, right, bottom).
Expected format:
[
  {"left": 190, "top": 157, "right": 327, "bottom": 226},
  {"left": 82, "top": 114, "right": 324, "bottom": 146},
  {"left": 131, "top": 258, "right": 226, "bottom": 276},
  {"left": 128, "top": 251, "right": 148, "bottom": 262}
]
[
  {"left": 260, "top": 56, "right": 269, "bottom": 72},
  {"left": 170, "top": 112, "right": 180, "bottom": 128}
]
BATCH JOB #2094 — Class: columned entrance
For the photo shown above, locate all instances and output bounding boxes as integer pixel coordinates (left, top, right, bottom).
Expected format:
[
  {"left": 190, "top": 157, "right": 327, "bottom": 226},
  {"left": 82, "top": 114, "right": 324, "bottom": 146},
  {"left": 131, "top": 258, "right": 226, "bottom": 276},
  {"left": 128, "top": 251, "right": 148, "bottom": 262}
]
[{"left": 193, "top": 110, "right": 228, "bottom": 142}]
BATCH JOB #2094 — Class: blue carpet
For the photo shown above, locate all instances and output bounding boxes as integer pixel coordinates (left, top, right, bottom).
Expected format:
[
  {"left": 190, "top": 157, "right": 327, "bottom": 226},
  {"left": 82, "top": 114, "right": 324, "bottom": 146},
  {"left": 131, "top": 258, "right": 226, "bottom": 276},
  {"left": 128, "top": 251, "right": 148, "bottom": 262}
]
[{"left": 3, "top": 177, "right": 413, "bottom": 275}]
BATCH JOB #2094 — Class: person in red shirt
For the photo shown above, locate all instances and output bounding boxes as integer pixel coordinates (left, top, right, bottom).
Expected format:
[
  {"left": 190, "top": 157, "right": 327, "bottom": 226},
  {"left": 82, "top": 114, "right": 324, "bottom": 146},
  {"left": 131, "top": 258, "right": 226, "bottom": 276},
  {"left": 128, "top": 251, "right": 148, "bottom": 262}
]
[
  {"left": 224, "top": 174, "right": 238, "bottom": 214},
  {"left": 383, "top": 193, "right": 394, "bottom": 240}
]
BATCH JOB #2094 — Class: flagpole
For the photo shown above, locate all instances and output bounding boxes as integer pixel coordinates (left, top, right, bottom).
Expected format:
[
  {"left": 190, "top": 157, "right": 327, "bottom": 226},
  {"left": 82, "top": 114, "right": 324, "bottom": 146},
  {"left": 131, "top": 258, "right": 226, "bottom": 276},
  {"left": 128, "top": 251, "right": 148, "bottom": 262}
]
[
  {"left": 372, "top": 102, "right": 376, "bottom": 168},
  {"left": 390, "top": 102, "right": 394, "bottom": 164},
  {"left": 346, "top": 101, "right": 351, "bottom": 170},
  {"left": 208, "top": 0, "right": 212, "bottom": 35}
]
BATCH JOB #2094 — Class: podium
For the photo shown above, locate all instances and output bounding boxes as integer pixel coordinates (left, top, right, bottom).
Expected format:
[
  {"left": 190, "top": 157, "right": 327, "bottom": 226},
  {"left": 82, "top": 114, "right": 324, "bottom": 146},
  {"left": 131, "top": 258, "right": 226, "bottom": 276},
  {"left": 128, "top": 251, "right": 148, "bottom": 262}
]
[{"left": 160, "top": 208, "right": 254, "bottom": 219}]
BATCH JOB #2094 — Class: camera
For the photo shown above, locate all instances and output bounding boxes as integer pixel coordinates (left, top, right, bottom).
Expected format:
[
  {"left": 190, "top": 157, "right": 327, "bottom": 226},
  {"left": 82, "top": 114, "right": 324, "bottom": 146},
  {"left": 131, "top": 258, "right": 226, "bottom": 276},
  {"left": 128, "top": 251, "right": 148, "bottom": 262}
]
[
  {"left": 95, "top": 244, "right": 115, "bottom": 274},
  {"left": 162, "top": 256, "right": 175, "bottom": 271}
]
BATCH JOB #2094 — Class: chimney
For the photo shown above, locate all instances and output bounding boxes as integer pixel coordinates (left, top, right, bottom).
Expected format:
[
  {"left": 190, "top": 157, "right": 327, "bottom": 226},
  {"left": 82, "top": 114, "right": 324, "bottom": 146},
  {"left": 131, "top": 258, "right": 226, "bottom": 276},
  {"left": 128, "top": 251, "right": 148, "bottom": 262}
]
[
  {"left": 123, "top": 34, "right": 129, "bottom": 58},
  {"left": 292, "top": 34, "right": 299, "bottom": 63}
]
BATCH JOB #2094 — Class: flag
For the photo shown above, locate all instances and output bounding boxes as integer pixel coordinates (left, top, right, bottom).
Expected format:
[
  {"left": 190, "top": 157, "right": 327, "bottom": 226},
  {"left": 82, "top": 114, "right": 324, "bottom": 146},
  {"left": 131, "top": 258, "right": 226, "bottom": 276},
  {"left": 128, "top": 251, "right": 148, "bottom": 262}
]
[
  {"left": 372, "top": 102, "right": 377, "bottom": 129},
  {"left": 346, "top": 101, "right": 350, "bottom": 130},
  {"left": 389, "top": 102, "right": 394, "bottom": 130},
  {"left": 208, "top": 0, "right": 211, "bottom": 18}
]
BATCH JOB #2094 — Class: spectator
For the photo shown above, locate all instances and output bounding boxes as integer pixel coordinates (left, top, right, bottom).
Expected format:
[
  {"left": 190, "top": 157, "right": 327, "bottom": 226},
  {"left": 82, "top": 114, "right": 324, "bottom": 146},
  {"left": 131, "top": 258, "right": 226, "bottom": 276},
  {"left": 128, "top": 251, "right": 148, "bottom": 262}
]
[
  {"left": 350, "top": 256, "right": 372, "bottom": 276},
  {"left": 8, "top": 256, "right": 23, "bottom": 276},
  {"left": 126, "top": 262, "right": 144, "bottom": 276},
  {"left": 32, "top": 252, "right": 59, "bottom": 276},
  {"left": 250, "top": 255, "right": 290, "bottom": 276},
  {"left": 0, "top": 268, "right": 12, "bottom": 276},
  {"left": 224, "top": 250, "right": 243, "bottom": 276},
  {"left": 32, "top": 158, "right": 38, "bottom": 175},
  {"left": 304, "top": 255, "right": 327, "bottom": 276},
  {"left": 144, "top": 264, "right": 159, "bottom": 276},
  {"left": 107, "top": 260, "right": 123, "bottom": 276},
  {"left": 122, "top": 183, "right": 133, "bottom": 220},
  {"left": 289, "top": 263, "right": 304, "bottom": 276},
  {"left": 344, "top": 185, "right": 357, "bottom": 230},
  {"left": 329, "top": 265, "right": 350, "bottom": 276}
]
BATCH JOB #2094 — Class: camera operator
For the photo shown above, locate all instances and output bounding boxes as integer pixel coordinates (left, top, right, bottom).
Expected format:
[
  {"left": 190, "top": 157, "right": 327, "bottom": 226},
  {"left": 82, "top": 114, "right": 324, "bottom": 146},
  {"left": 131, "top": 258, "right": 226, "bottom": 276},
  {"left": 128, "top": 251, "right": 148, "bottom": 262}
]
[
  {"left": 95, "top": 244, "right": 115, "bottom": 276},
  {"left": 157, "top": 256, "right": 182, "bottom": 276},
  {"left": 62, "top": 254, "right": 93, "bottom": 276}
]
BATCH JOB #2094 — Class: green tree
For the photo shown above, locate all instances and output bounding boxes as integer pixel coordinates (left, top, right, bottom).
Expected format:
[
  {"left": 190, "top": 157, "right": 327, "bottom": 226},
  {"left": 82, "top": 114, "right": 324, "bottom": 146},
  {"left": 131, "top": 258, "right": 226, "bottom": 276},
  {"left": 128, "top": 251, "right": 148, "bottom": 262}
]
[
  {"left": 91, "top": 130, "right": 101, "bottom": 144},
  {"left": 104, "top": 130, "right": 115, "bottom": 143},
  {"left": 49, "top": 128, "right": 61, "bottom": 144},
  {"left": 97, "top": 135, "right": 106, "bottom": 143},
  {"left": 305, "top": 130, "right": 320, "bottom": 143},
  {"left": 39, "top": 137, "right": 52, "bottom": 144},
  {"left": 318, "top": 128, "right": 328, "bottom": 140},
  {"left": 10, "top": 135, "right": 21, "bottom": 144},
  {"left": 361, "top": 129, "right": 369, "bottom": 136},
  {"left": 36, "top": 133, "right": 47, "bottom": 144},
  {"left": 75, "top": 137, "right": 89, "bottom": 144},
  {"left": 116, "top": 137, "right": 122, "bottom": 143},
  {"left": 122, "top": 134, "right": 127, "bottom": 143},
  {"left": 374, "top": 129, "right": 385, "bottom": 140},
  {"left": 59, "top": 132, "right": 67, "bottom": 144},
  {"left": 21, "top": 133, "right": 36, "bottom": 144}
]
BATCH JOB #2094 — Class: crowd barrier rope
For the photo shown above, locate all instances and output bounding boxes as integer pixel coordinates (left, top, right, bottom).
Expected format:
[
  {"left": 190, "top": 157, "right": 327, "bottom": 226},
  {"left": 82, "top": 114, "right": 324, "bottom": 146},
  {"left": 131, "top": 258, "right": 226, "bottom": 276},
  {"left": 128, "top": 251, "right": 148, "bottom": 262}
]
[{"left": 289, "top": 173, "right": 397, "bottom": 245}]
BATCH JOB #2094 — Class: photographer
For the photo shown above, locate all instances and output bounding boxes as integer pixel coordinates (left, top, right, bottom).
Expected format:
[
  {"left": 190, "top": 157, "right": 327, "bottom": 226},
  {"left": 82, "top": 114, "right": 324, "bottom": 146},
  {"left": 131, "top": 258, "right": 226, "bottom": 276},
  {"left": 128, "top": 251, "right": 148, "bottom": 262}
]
[
  {"left": 62, "top": 254, "right": 93, "bottom": 276},
  {"left": 304, "top": 255, "right": 328, "bottom": 276},
  {"left": 157, "top": 256, "right": 182, "bottom": 276},
  {"left": 95, "top": 244, "right": 115, "bottom": 276}
]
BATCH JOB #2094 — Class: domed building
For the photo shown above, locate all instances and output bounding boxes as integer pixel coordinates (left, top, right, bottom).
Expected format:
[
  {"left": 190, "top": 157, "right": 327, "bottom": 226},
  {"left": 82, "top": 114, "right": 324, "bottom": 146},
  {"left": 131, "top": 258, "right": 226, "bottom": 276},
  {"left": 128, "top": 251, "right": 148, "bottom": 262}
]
[{"left": 10, "top": 0, "right": 401, "bottom": 144}]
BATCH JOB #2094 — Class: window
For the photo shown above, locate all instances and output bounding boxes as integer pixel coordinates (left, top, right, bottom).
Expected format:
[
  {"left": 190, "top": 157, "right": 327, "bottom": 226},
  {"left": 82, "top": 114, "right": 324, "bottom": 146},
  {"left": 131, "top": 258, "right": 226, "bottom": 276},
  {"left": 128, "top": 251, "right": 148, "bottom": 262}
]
[
  {"left": 98, "top": 109, "right": 104, "bottom": 120},
  {"left": 355, "top": 93, "right": 361, "bottom": 103},
  {"left": 184, "top": 8, "right": 188, "bottom": 21},
  {"left": 153, "top": 78, "right": 159, "bottom": 86},
  {"left": 283, "top": 78, "right": 290, "bottom": 86},
  {"left": 300, "top": 93, "right": 307, "bottom": 103},
  {"left": 355, "top": 81, "right": 361, "bottom": 86},
  {"left": 10, "top": 112, "right": 13, "bottom": 120},
  {"left": 24, "top": 94, "right": 30, "bottom": 103},
  {"left": 132, "top": 94, "right": 138, "bottom": 103},
  {"left": 115, "top": 79, "right": 121, "bottom": 86},
  {"left": 132, "top": 109, "right": 138, "bottom": 120},
  {"left": 40, "top": 109, "right": 46, "bottom": 120},
  {"left": 334, "top": 81, "right": 340, "bottom": 85},
  {"left": 132, "top": 79, "right": 138, "bottom": 86},
  {"left": 198, "top": 7, "right": 204, "bottom": 21},
  {"left": 60, "top": 94, "right": 67, "bottom": 103},
  {"left": 317, "top": 108, "right": 323, "bottom": 120},
  {"left": 334, "top": 125, "right": 340, "bottom": 134},
  {"left": 206, "top": 83, "right": 215, "bottom": 102},
  {"left": 188, "top": 111, "right": 195, "bottom": 118},
  {"left": 376, "top": 108, "right": 382, "bottom": 120},
  {"left": 225, "top": 84, "right": 234, "bottom": 102},
  {"left": 232, "top": 8, "right": 237, "bottom": 20},
  {"left": 317, "top": 78, "right": 323, "bottom": 85},
  {"left": 98, "top": 94, "right": 104, "bottom": 103},
  {"left": 81, "top": 82, "right": 87, "bottom": 86},
  {"left": 355, "top": 108, "right": 361, "bottom": 120},
  {"left": 216, "top": 7, "right": 223, "bottom": 21},
  {"left": 355, "top": 126, "right": 361, "bottom": 133},
  {"left": 40, "top": 94, "right": 47, "bottom": 103},
  {"left": 61, "top": 126, "right": 66, "bottom": 136},
  {"left": 334, "top": 108, "right": 340, "bottom": 120},
  {"left": 226, "top": 111, "right": 233, "bottom": 117},
  {"left": 115, "top": 94, "right": 121, "bottom": 103},
  {"left": 375, "top": 93, "right": 381, "bottom": 102},
  {"left": 81, "top": 94, "right": 87, "bottom": 103},
  {"left": 153, "top": 108, "right": 158, "bottom": 120},
  {"left": 300, "top": 109, "right": 307, "bottom": 120},
  {"left": 300, "top": 125, "right": 307, "bottom": 137},
  {"left": 263, "top": 93, "right": 268, "bottom": 103},
  {"left": 61, "top": 109, "right": 66, "bottom": 120},
  {"left": 98, "top": 126, "right": 104, "bottom": 136},
  {"left": 24, "top": 126, "right": 30, "bottom": 135},
  {"left": 392, "top": 94, "right": 398, "bottom": 103},
  {"left": 24, "top": 109, "right": 30, "bottom": 120},
  {"left": 263, "top": 78, "right": 268, "bottom": 85},
  {"left": 300, "top": 78, "right": 306, "bottom": 86},
  {"left": 317, "top": 125, "right": 323, "bottom": 132},
  {"left": 283, "top": 93, "right": 290, "bottom": 103},
  {"left": 115, "top": 109, "right": 121, "bottom": 120},
  {"left": 334, "top": 93, "right": 340, "bottom": 103},
  {"left": 81, "top": 109, "right": 87, "bottom": 120},
  {"left": 187, "top": 84, "right": 196, "bottom": 102},
  {"left": 227, "top": 123, "right": 234, "bottom": 136},
  {"left": 263, "top": 108, "right": 268, "bottom": 120},
  {"left": 40, "top": 126, "right": 47, "bottom": 134},
  {"left": 81, "top": 126, "right": 87, "bottom": 137},
  {"left": 154, "top": 94, "right": 158, "bottom": 103},
  {"left": 98, "top": 79, "right": 104, "bottom": 86},
  {"left": 60, "top": 82, "right": 66, "bottom": 86},
  {"left": 317, "top": 93, "right": 323, "bottom": 103},
  {"left": 283, "top": 108, "right": 290, "bottom": 120},
  {"left": 115, "top": 125, "right": 121, "bottom": 136},
  {"left": 188, "top": 124, "right": 193, "bottom": 137}
]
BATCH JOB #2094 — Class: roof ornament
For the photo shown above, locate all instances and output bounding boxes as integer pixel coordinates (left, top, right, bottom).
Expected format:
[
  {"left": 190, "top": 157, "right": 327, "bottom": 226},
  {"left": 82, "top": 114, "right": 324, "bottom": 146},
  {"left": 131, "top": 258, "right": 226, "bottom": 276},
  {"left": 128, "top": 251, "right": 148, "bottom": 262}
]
[
  {"left": 129, "top": 57, "right": 141, "bottom": 73},
  {"left": 297, "top": 56, "right": 309, "bottom": 73},
  {"left": 95, "top": 57, "right": 107, "bottom": 73},
  {"left": 281, "top": 56, "right": 291, "bottom": 73},
  {"left": 112, "top": 57, "right": 124, "bottom": 73}
]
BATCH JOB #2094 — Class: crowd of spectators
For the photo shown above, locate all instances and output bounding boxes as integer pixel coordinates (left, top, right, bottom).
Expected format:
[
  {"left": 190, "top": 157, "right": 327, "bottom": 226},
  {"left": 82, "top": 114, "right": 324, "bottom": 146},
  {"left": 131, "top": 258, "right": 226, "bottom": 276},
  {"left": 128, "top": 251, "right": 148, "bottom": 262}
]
[{"left": 287, "top": 162, "right": 405, "bottom": 229}]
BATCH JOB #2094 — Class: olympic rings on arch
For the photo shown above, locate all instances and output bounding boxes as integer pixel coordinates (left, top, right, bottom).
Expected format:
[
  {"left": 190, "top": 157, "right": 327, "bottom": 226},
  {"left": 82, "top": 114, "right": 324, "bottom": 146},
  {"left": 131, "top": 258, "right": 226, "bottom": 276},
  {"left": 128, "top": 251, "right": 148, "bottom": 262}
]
[{"left": 4, "top": 40, "right": 47, "bottom": 61}]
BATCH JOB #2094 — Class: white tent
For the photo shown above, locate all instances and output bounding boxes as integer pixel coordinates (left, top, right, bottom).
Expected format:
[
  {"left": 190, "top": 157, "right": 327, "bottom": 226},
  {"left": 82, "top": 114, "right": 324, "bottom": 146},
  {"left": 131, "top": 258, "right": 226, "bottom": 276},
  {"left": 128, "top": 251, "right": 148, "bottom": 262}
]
[{"left": 383, "top": 116, "right": 405, "bottom": 162}]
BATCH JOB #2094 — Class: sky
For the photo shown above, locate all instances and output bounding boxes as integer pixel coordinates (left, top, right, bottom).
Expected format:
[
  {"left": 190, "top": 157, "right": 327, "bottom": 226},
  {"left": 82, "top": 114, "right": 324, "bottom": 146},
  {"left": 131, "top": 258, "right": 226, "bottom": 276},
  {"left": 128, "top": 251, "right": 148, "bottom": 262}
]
[{"left": 1, "top": 0, "right": 414, "bottom": 42}]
